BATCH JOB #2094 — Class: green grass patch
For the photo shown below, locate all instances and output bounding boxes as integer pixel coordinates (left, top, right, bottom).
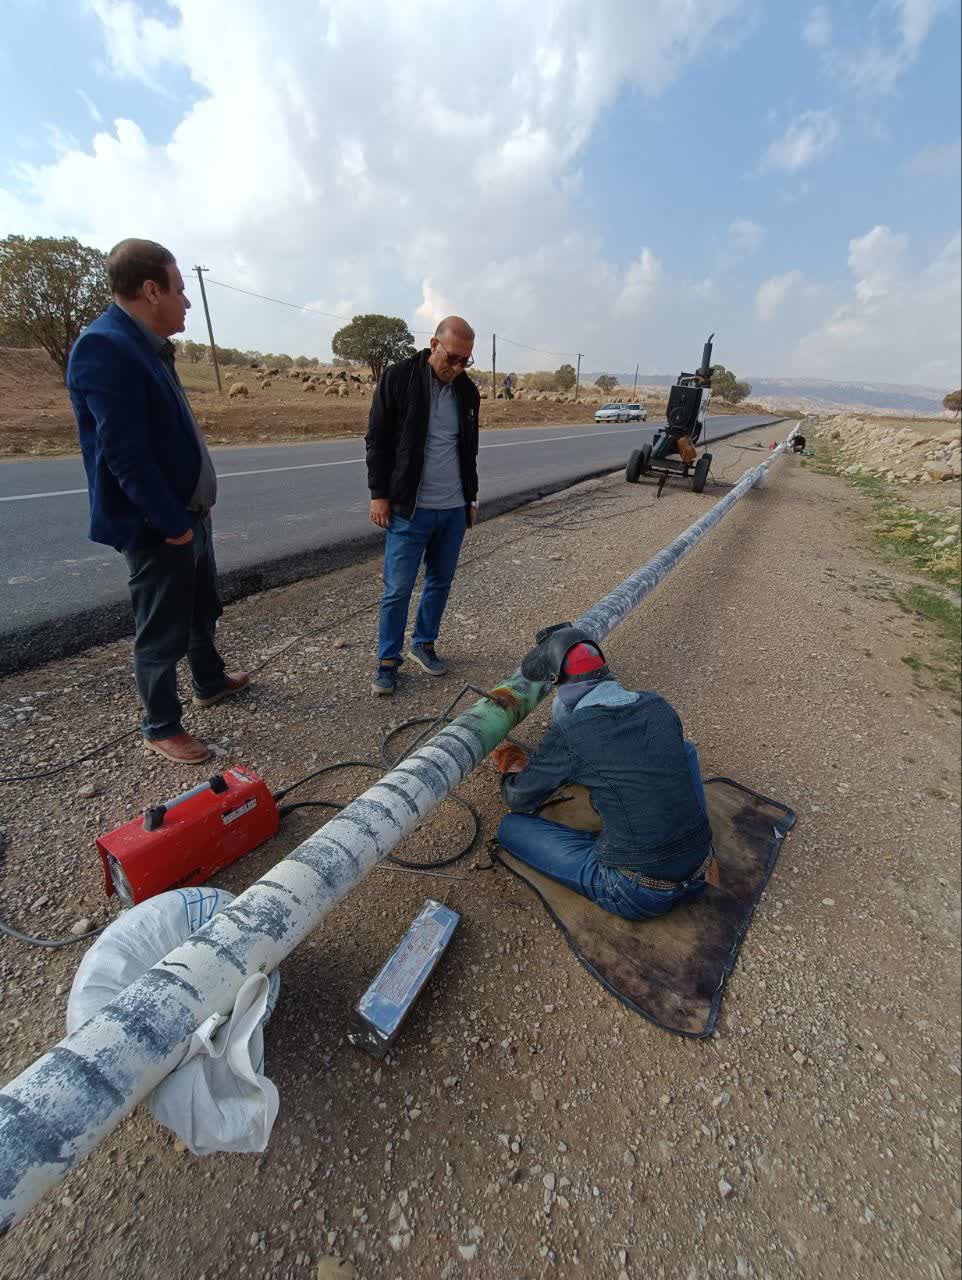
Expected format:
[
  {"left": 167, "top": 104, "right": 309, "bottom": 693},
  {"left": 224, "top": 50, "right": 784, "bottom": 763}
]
[
  {"left": 814, "top": 440, "right": 961, "bottom": 590},
  {"left": 903, "top": 586, "right": 962, "bottom": 645}
]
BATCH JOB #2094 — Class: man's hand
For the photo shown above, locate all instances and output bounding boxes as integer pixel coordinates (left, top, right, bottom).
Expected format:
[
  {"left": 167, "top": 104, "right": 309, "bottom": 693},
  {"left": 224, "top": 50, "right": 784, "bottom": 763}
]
[
  {"left": 492, "top": 742, "right": 528, "bottom": 775},
  {"left": 165, "top": 528, "right": 194, "bottom": 546},
  {"left": 370, "top": 498, "right": 392, "bottom": 529},
  {"left": 467, "top": 503, "right": 478, "bottom": 529}
]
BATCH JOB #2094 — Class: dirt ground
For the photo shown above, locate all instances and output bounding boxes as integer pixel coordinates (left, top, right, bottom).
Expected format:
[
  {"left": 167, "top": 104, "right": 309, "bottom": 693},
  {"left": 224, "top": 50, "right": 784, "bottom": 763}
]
[
  {"left": 0, "top": 346, "right": 764, "bottom": 458},
  {"left": 0, "top": 424, "right": 959, "bottom": 1280}
]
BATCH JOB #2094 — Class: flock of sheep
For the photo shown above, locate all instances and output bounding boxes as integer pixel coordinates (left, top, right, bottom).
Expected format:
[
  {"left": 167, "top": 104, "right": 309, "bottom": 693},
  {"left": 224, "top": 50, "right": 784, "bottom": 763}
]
[
  {"left": 227, "top": 367, "right": 376, "bottom": 400},
  {"left": 225, "top": 366, "right": 618, "bottom": 406}
]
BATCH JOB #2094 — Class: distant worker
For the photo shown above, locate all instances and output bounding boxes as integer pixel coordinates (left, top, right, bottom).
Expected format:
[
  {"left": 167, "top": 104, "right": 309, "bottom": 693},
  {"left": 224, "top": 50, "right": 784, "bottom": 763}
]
[
  {"left": 366, "top": 317, "right": 480, "bottom": 696},
  {"left": 503, "top": 375, "right": 514, "bottom": 401},
  {"left": 492, "top": 626, "right": 716, "bottom": 920},
  {"left": 67, "top": 239, "right": 250, "bottom": 765}
]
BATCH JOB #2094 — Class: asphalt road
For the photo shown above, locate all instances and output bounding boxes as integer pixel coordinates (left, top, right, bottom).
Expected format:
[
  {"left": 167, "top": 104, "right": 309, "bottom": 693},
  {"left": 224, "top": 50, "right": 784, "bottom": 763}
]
[{"left": 0, "top": 415, "right": 783, "bottom": 672}]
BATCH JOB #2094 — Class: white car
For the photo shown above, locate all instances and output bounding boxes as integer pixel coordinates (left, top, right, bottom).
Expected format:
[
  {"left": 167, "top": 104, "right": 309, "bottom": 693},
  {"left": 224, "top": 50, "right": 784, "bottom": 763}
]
[{"left": 594, "top": 402, "right": 647, "bottom": 423}]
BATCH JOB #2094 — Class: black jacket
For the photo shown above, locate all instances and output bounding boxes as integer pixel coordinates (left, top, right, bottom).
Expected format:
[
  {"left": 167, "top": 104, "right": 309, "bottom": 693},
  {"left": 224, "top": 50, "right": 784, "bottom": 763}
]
[
  {"left": 365, "top": 349, "right": 480, "bottom": 518},
  {"left": 501, "top": 691, "right": 713, "bottom": 879}
]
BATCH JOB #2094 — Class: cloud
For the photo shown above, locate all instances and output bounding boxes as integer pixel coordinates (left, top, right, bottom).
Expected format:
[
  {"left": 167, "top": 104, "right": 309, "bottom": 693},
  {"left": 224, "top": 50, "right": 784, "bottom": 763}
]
[
  {"left": 904, "top": 139, "right": 962, "bottom": 177},
  {"left": 614, "top": 248, "right": 663, "bottom": 315},
  {"left": 755, "top": 270, "right": 805, "bottom": 322},
  {"left": 0, "top": 0, "right": 755, "bottom": 374},
  {"left": 794, "top": 225, "right": 962, "bottom": 383},
  {"left": 832, "top": 0, "right": 952, "bottom": 94},
  {"left": 719, "top": 218, "right": 766, "bottom": 268},
  {"left": 803, "top": 6, "right": 832, "bottom": 48},
  {"left": 76, "top": 90, "right": 104, "bottom": 126},
  {"left": 763, "top": 109, "right": 839, "bottom": 172}
]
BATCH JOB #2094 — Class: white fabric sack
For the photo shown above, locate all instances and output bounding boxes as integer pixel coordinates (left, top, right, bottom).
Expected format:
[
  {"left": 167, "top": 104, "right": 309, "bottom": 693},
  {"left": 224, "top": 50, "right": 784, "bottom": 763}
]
[{"left": 67, "top": 886, "right": 280, "bottom": 1156}]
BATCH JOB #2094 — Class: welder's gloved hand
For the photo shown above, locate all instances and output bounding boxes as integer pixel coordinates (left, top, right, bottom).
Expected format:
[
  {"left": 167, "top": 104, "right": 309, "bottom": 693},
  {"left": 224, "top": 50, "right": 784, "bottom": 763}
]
[{"left": 491, "top": 742, "right": 528, "bottom": 775}]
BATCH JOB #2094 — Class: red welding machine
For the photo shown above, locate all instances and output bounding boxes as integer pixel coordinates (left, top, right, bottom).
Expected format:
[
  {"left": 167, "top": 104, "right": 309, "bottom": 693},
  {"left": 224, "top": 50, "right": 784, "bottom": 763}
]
[{"left": 97, "top": 767, "right": 279, "bottom": 907}]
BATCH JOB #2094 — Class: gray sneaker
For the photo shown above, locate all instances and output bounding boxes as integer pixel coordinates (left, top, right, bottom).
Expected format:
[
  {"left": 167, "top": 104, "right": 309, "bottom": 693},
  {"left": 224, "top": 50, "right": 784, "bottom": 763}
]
[
  {"left": 371, "top": 662, "right": 399, "bottom": 696},
  {"left": 409, "top": 643, "right": 447, "bottom": 676}
]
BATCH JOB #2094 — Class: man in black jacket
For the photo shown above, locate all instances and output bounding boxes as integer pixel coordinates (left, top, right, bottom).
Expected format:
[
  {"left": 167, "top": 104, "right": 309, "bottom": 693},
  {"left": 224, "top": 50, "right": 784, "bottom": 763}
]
[
  {"left": 366, "top": 317, "right": 480, "bottom": 695},
  {"left": 492, "top": 626, "right": 716, "bottom": 921}
]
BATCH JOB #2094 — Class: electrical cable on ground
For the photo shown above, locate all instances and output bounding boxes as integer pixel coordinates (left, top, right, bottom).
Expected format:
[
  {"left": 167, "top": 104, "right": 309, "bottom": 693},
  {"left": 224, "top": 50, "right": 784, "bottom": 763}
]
[{"left": 0, "top": 488, "right": 623, "bottom": 784}]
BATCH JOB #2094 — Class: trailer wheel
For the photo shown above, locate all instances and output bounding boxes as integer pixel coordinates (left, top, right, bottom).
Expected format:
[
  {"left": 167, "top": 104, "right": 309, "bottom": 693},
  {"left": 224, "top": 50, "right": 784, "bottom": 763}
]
[
  {"left": 626, "top": 449, "right": 643, "bottom": 484},
  {"left": 691, "top": 453, "right": 712, "bottom": 494}
]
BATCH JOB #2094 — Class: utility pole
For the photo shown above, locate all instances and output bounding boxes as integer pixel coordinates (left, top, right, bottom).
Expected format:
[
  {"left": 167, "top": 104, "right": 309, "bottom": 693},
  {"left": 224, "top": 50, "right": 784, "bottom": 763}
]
[
  {"left": 632, "top": 362, "right": 639, "bottom": 395},
  {"left": 193, "top": 266, "right": 223, "bottom": 395},
  {"left": 492, "top": 333, "right": 497, "bottom": 401},
  {"left": 575, "top": 352, "right": 582, "bottom": 400}
]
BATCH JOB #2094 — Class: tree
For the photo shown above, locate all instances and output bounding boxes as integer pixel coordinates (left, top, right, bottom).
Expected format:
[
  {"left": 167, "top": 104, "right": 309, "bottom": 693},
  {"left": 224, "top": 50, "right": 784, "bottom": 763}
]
[
  {"left": 332, "top": 314, "right": 415, "bottom": 382},
  {"left": 294, "top": 355, "right": 310, "bottom": 368},
  {"left": 943, "top": 389, "right": 962, "bottom": 416},
  {"left": 710, "top": 364, "right": 751, "bottom": 403},
  {"left": 0, "top": 234, "right": 111, "bottom": 379},
  {"left": 595, "top": 373, "right": 618, "bottom": 394},
  {"left": 556, "top": 362, "right": 576, "bottom": 391},
  {"left": 177, "top": 338, "right": 204, "bottom": 363}
]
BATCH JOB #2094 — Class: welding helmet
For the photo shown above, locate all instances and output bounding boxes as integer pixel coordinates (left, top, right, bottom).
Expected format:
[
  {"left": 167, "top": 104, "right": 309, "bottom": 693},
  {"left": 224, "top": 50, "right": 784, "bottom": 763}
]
[{"left": 520, "top": 623, "right": 610, "bottom": 685}]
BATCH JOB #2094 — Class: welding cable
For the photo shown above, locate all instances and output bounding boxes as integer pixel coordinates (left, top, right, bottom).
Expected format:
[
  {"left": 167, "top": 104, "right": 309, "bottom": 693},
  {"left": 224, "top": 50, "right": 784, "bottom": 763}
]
[
  {"left": 0, "top": 918, "right": 105, "bottom": 949},
  {"left": 0, "top": 834, "right": 106, "bottom": 948}
]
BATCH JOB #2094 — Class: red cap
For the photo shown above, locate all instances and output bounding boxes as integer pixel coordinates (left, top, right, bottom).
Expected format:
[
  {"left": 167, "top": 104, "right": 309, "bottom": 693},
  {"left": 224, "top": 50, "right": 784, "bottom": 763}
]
[{"left": 562, "top": 643, "right": 607, "bottom": 678}]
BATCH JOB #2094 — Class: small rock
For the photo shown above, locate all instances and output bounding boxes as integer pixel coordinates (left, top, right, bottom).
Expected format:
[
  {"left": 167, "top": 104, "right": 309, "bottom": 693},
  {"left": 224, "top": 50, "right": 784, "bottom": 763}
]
[
  {"left": 31, "top": 895, "right": 49, "bottom": 912},
  {"left": 543, "top": 1173, "right": 556, "bottom": 1192},
  {"left": 821, "top": 898, "right": 835, "bottom": 907},
  {"left": 719, "top": 1179, "right": 735, "bottom": 1199},
  {"left": 333, "top": 638, "right": 348, "bottom": 649},
  {"left": 737, "top": 1259, "right": 751, "bottom": 1277},
  {"left": 530, "top": 1081, "right": 545, "bottom": 1102},
  {"left": 792, "top": 1050, "right": 807, "bottom": 1066},
  {"left": 457, "top": 1244, "right": 478, "bottom": 1262},
  {"left": 77, "top": 783, "right": 102, "bottom": 799},
  {"left": 712, "top": 1091, "right": 731, "bottom": 1109},
  {"left": 623, "top": 1150, "right": 636, "bottom": 1167},
  {"left": 443, "top": 1075, "right": 459, "bottom": 1089},
  {"left": 69, "top": 919, "right": 93, "bottom": 936}
]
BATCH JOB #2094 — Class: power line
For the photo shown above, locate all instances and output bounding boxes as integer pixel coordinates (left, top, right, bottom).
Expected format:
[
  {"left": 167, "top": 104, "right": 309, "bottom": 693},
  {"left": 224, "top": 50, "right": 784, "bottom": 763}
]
[
  {"left": 203, "top": 276, "right": 435, "bottom": 336},
  {"left": 496, "top": 333, "right": 580, "bottom": 359},
  {"left": 202, "top": 275, "right": 590, "bottom": 358}
]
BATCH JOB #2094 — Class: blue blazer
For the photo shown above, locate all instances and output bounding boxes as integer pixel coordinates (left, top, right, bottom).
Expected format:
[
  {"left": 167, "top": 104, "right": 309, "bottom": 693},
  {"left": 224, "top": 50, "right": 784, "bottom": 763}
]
[{"left": 67, "top": 303, "right": 201, "bottom": 550}]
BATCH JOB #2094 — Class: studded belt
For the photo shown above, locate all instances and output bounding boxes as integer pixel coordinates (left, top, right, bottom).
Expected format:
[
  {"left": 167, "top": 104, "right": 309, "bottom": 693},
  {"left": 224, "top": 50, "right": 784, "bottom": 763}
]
[{"left": 618, "top": 848, "right": 715, "bottom": 892}]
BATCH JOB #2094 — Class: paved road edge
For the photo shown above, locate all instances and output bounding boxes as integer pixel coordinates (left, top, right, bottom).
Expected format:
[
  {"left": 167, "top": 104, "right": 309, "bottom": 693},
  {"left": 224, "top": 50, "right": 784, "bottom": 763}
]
[{"left": 0, "top": 419, "right": 786, "bottom": 677}]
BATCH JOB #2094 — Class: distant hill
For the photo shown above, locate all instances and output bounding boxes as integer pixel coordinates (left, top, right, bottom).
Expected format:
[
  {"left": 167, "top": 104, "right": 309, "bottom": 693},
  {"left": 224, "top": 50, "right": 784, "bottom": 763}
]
[{"left": 593, "top": 373, "right": 950, "bottom": 417}]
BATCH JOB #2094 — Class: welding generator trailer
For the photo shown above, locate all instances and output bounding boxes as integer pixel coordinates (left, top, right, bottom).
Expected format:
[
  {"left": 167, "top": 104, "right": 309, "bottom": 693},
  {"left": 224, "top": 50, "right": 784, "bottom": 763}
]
[{"left": 626, "top": 334, "right": 715, "bottom": 495}]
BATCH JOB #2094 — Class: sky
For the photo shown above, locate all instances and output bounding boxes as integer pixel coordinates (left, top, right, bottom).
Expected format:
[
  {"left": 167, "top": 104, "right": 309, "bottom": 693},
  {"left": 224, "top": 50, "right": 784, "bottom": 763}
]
[{"left": 1, "top": 0, "right": 960, "bottom": 387}]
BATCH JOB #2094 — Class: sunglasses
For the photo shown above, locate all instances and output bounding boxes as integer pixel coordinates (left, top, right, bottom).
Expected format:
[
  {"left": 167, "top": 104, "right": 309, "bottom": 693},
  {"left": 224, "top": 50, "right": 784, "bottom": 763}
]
[{"left": 435, "top": 340, "right": 474, "bottom": 369}]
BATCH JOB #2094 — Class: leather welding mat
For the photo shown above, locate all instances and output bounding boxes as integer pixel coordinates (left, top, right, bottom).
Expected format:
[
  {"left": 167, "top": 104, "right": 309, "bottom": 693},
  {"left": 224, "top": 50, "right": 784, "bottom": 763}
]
[{"left": 496, "top": 778, "right": 795, "bottom": 1038}]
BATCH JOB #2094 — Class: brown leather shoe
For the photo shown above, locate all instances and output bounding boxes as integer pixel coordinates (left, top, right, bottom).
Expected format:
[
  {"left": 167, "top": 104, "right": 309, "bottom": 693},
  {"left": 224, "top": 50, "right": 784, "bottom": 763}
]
[
  {"left": 144, "top": 732, "right": 211, "bottom": 764},
  {"left": 192, "top": 671, "right": 252, "bottom": 709}
]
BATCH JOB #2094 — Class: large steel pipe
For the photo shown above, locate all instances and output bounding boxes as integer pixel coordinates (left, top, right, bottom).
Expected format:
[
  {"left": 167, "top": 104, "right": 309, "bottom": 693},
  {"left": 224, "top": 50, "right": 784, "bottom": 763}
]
[{"left": 0, "top": 427, "right": 797, "bottom": 1233}]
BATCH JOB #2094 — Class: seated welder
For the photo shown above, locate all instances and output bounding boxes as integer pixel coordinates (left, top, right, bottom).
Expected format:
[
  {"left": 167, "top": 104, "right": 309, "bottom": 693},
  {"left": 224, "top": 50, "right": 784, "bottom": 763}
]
[{"left": 492, "top": 625, "right": 716, "bottom": 921}]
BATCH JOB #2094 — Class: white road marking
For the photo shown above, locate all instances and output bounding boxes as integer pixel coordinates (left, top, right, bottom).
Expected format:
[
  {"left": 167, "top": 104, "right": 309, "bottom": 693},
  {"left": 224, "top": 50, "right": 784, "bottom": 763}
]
[{"left": 0, "top": 425, "right": 641, "bottom": 502}]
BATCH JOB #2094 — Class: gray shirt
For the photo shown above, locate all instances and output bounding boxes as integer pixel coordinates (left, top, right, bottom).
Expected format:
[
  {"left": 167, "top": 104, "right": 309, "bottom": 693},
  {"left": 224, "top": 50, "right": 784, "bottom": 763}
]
[
  {"left": 119, "top": 305, "right": 217, "bottom": 513},
  {"left": 417, "top": 372, "right": 464, "bottom": 510}
]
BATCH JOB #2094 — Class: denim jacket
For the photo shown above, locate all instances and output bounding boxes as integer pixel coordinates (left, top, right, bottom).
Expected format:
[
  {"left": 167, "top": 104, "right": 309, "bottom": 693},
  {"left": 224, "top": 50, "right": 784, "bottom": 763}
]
[{"left": 501, "top": 682, "right": 713, "bottom": 879}]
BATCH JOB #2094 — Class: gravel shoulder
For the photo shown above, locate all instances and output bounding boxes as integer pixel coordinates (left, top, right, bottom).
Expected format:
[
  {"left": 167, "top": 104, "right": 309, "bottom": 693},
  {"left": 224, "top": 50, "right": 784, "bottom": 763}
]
[{"left": 1, "top": 424, "right": 959, "bottom": 1280}]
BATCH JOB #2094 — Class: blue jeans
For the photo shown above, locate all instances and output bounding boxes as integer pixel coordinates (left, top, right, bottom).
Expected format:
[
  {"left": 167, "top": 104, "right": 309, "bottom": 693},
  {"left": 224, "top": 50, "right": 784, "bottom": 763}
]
[
  {"left": 377, "top": 506, "right": 468, "bottom": 662},
  {"left": 498, "top": 814, "right": 708, "bottom": 920},
  {"left": 497, "top": 740, "right": 711, "bottom": 921}
]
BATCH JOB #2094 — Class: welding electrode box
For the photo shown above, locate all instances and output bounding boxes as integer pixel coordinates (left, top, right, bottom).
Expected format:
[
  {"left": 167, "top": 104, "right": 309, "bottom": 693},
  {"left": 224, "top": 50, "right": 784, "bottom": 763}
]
[
  {"left": 97, "top": 767, "right": 279, "bottom": 906},
  {"left": 349, "top": 899, "right": 460, "bottom": 1059}
]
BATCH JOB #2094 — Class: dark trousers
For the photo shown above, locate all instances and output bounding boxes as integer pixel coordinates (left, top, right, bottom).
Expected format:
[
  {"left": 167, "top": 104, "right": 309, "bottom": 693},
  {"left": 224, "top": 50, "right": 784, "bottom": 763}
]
[{"left": 123, "top": 516, "right": 226, "bottom": 739}]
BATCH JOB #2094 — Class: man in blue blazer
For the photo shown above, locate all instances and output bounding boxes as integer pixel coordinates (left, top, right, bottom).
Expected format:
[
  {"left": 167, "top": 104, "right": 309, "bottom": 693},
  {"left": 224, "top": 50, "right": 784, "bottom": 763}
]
[{"left": 67, "top": 239, "right": 249, "bottom": 764}]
